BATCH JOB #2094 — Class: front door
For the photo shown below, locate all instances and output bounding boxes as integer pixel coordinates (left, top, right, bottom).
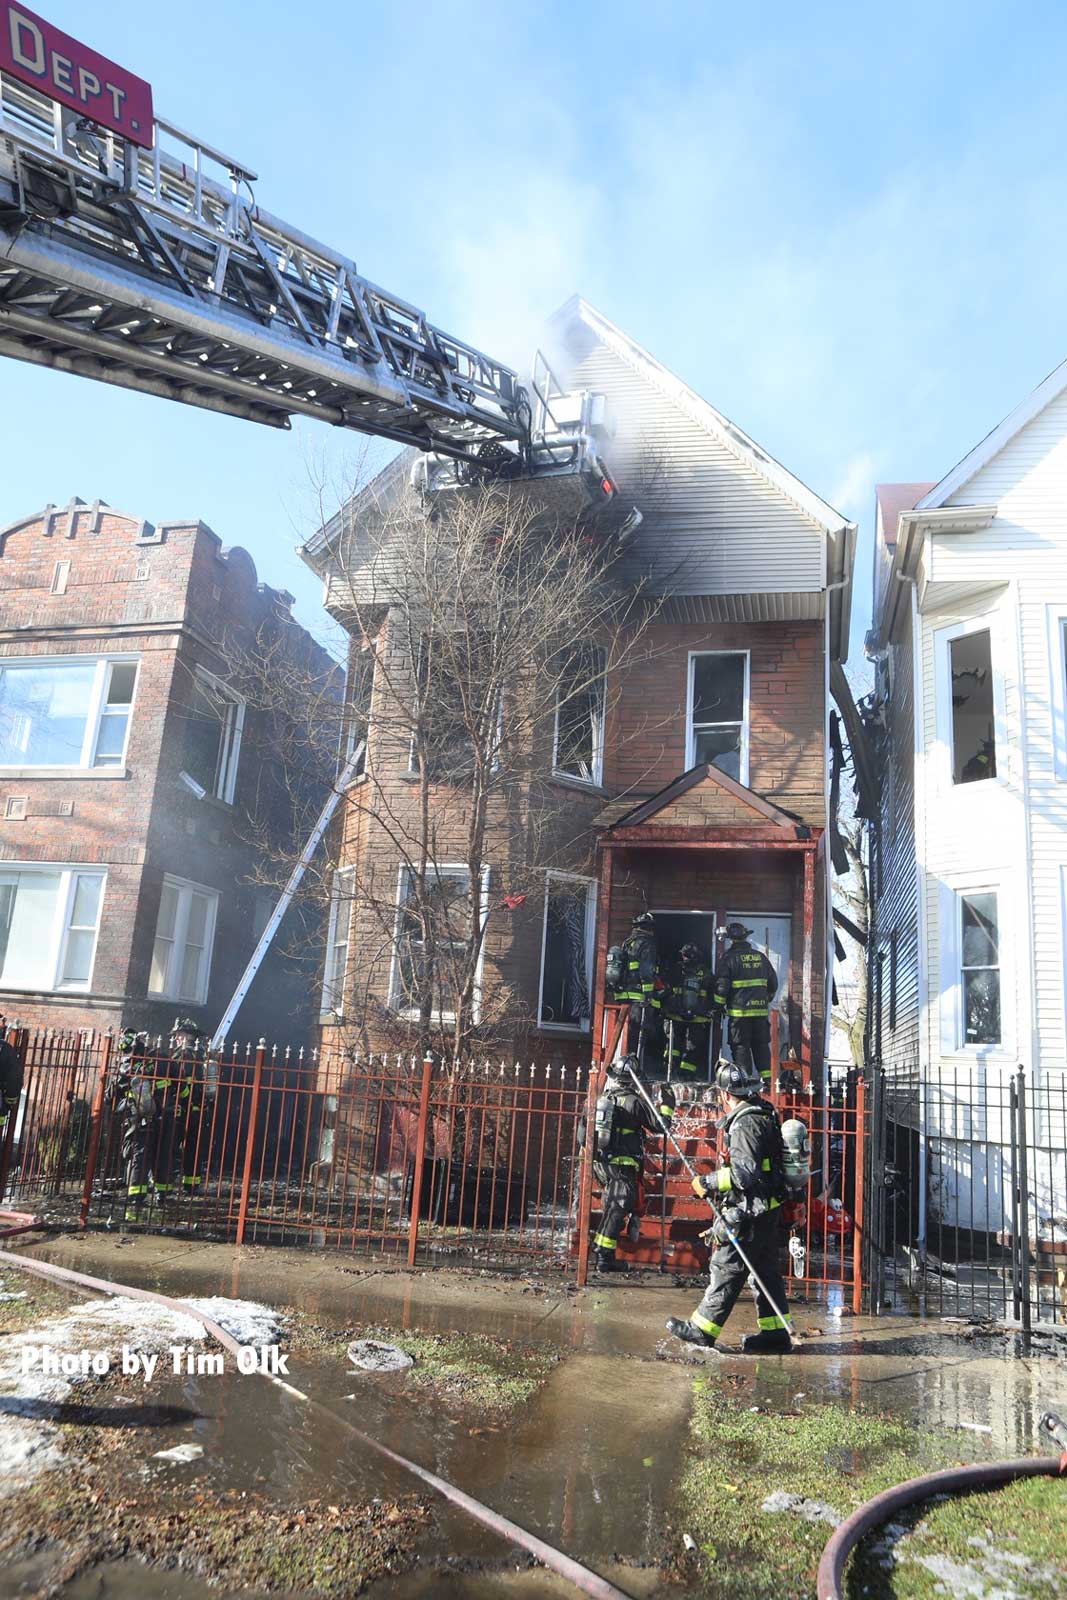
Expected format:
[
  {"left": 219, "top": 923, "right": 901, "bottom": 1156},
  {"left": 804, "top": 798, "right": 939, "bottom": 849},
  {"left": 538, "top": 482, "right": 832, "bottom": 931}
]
[{"left": 651, "top": 911, "right": 717, "bottom": 1079}]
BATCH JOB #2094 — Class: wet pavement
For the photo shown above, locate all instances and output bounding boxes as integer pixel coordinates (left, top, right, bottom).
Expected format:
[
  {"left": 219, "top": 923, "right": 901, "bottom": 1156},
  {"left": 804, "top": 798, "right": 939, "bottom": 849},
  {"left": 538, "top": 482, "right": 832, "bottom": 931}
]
[{"left": 4, "top": 1232, "right": 1066, "bottom": 1597}]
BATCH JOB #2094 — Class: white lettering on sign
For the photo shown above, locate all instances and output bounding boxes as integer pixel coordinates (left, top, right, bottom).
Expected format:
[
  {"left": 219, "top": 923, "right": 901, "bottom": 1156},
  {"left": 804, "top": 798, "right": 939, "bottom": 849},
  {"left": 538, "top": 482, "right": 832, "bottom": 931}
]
[
  {"left": 9, "top": 9, "right": 44, "bottom": 74},
  {"left": 50, "top": 47, "right": 71, "bottom": 93}
]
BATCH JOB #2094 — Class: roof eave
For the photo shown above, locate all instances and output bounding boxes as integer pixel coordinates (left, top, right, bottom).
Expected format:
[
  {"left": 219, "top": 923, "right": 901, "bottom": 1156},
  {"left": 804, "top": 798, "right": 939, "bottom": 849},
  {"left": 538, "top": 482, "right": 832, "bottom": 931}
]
[{"left": 868, "top": 503, "right": 997, "bottom": 649}]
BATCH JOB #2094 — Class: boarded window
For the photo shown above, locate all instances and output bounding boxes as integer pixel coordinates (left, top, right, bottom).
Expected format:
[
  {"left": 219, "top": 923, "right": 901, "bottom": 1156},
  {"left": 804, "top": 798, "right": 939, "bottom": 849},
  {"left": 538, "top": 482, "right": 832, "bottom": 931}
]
[
  {"left": 950, "top": 631, "right": 996, "bottom": 784},
  {"left": 959, "top": 891, "right": 1000, "bottom": 1046},
  {"left": 539, "top": 876, "right": 595, "bottom": 1029}
]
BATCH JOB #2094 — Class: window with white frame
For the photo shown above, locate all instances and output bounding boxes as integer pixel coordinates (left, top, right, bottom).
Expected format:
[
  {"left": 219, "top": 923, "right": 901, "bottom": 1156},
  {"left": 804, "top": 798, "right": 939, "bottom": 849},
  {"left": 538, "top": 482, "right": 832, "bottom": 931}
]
[
  {"left": 686, "top": 652, "right": 749, "bottom": 781},
  {"left": 149, "top": 876, "right": 219, "bottom": 1005},
  {"left": 0, "top": 865, "right": 105, "bottom": 991},
  {"left": 538, "top": 873, "right": 596, "bottom": 1030},
  {"left": 321, "top": 869, "right": 354, "bottom": 1013},
  {"left": 553, "top": 648, "right": 606, "bottom": 785},
  {"left": 338, "top": 650, "right": 371, "bottom": 779},
  {"left": 958, "top": 890, "right": 1001, "bottom": 1047},
  {"left": 1048, "top": 608, "right": 1067, "bottom": 781},
  {"left": 389, "top": 864, "right": 487, "bottom": 1020},
  {"left": 949, "top": 630, "right": 996, "bottom": 784},
  {"left": 183, "top": 669, "right": 245, "bottom": 803},
  {"left": 0, "top": 656, "right": 138, "bottom": 770}
]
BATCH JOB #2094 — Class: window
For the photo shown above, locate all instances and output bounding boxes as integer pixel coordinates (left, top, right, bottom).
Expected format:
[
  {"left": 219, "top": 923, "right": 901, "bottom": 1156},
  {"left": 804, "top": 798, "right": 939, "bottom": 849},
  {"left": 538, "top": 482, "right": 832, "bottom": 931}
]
[
  {"left": 0, "top": 655, "right": 138, "bottom": 770},
  {"left": 0, "top": 866, "right": 105, "bottom": 991},
  {"left": 149, "top": 876, "right": 219, "bottom": 1004},
  {"left": 553, "top": 648, "right": 606, "bottom": 785},
  {"left": 50, "top": 561, "right": 71, "bottom": 595},
  {"left": 959, "top": 890, "right": 1000, "bottom": 1046},
  {"left": 389, "top": 864, "right": 487, "bottom": 1021},
  {"left": 538, "top": 873, "right": 597, "bottom": 1030},
  {"left": 183, "top": 669, "right": 244, "bottom": 803},
  {"left": 339, "top": 650, "right": 372, "bottom": 780},
  {"left": 686, "top": 652, "right": 749, "bottom": 781},
  {"left": 321, "top": 869, "right": 354, "bottom": 1013},
  {"left": 949, "top": 630, "right": 996, "bottom": 784},
  {"left": 408, "top": 636, "right": 495, "bottom": 782}
]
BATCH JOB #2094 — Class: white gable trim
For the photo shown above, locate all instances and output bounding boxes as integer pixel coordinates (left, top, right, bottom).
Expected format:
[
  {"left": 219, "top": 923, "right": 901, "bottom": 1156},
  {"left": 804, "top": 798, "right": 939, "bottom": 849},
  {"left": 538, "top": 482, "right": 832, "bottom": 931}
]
[
  {"left": 917, "top": 354, "right": 1067, "bottom": 510},
  {"left": 560, "top": 297, "right": 850, "bottom": 539}
]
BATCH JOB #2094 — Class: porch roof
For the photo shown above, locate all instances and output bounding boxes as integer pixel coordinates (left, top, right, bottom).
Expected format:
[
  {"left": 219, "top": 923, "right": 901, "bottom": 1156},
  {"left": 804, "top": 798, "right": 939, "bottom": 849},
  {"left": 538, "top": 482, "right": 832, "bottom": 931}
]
[{"left": 596, "top": 763, "right": 819, "bottom": 848}]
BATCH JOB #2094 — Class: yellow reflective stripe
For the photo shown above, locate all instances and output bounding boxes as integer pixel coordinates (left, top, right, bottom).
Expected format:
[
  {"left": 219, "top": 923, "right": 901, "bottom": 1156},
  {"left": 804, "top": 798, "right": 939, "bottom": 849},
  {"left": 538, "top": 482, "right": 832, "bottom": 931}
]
[
  {"left": 659, "top": 1105, "right": 674, "bottom": 1119},
  {"left": 692, "top": 1314, "right": 722, "bottom": 1337},
  {"left": 730, "top": 978, "right": 767, "bottom": 988},
  {"left": 726, "top": 1006, "right": 768, "bottom": 1017},
  {"left": 594, "top": 1233, "right": 617, "bottom": 1250},
  {"left": 758, "top": 1314, "right": 787, "bottom": 1330},
  {"left": 761, "top": 1158, "right": 772, "bottom": 1171},
  {"left": 769, "top": 1196, "right": 781, "bottom": 1209},
  {"left": 610, "top": 1156, "right": 640, "bottom": 1168},
  {"left": 717, "top": 1167, "right": 733, "bottom": 1192}
]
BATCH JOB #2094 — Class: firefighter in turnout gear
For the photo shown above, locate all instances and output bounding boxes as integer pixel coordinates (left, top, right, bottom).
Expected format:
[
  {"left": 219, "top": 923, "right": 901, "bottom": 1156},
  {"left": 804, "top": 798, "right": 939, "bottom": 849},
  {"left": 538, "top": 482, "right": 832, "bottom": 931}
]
[
  {"left": 666, "top": 1056, "right": 792, "bottom": 1352},
  {"left": 112, "top": 1028, "right": 155, "bottom": 1221},
  {"left": 615, "top": 912, "right": 663, "bottom": 1070},
  {"left": 714, "top": 923, "right": 778, "bottom": 1087},
  {"left": 169, "top": 1018, "right": 210, "bottom": 1200},
  {"left": 590, "top": 1056, "right": 675, "bottom": 1271},
  {"left": 663, "top": 943, "right": 713, "bottom": 1077}
]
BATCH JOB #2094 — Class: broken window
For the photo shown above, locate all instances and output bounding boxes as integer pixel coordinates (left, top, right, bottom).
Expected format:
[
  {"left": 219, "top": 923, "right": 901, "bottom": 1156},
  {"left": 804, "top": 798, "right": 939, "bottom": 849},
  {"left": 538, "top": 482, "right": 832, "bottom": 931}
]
[
  {"left": 688, "top": 652, "right": 748, "bottom": 781},
  {"left": 539, "top": 874, "right": 596, "bottom": 1030},
  {"left": 391, "top": 865, "right": 481, "bottom": 1020},
  {"left": 949, "top": 631, "right": 996, "bottom": 784},
  {"left": 959, "top": 890, "right": 1000, "bottom": 1046},
  {"left": 183, "top": 669, "right": 245, "bottom": 802},
  {"left": 553, "top": 648, "right": 606, "bottom": 785}
]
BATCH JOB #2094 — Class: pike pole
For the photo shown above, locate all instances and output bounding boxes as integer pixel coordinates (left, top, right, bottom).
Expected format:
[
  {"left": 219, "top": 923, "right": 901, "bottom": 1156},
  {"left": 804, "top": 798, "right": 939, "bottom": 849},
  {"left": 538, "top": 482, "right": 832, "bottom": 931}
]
[{"left": 621, "top": 1058, "right": 796, "bottom": 1340}]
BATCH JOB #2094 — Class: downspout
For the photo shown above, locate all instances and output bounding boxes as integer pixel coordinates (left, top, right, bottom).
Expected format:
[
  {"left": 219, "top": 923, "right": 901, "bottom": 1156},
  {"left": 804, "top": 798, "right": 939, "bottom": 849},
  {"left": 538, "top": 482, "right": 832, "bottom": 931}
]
[
  {"left": 823, "top": 569, "right": 851, "bottom": 1098},
  {"left": 906, "top": 576, "right": 930, "bottom": 1250},
  {"left": 1009, "top": 580, "right": 1040, "bottom": 1076}
]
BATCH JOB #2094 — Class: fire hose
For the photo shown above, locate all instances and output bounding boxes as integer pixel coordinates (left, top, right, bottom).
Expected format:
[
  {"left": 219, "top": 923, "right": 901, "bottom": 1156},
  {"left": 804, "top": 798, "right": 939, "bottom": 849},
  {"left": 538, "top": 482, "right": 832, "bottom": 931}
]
[
  {"left": 0, "top": 1234, "right": 630, "bottom": 1600},
  {"left": 621, "top": 1060, "right": 796, "bottom": 1339},
  {"left": 817, "top": 1411, "right": 1067, "bottom": 1600}
]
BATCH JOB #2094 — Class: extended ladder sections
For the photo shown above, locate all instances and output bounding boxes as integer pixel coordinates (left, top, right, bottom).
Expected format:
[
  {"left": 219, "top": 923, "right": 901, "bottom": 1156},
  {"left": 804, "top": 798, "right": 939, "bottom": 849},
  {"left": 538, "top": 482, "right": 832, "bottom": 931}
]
[{"left": 0, "top": 69, "right": 530, "bottom": 461}]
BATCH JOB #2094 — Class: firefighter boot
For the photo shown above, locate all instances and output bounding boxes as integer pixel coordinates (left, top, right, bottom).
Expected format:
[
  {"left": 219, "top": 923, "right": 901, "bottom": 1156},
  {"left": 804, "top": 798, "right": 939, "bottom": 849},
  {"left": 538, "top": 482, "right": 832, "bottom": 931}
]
[
  {"left": 595, "top": 1248, "right": 624, "bottom": 1273},
  {"left": 741, "top": 1328, "right": 793, "bottom": 1354},
  {"left": 665, "top": 1317, "right": 716, "bottom": 1348}
]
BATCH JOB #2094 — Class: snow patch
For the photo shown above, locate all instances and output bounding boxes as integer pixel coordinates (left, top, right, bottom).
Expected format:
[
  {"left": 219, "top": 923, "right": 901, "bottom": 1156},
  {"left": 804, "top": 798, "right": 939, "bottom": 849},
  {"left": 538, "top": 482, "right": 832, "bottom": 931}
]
[{"left": 0, "top": 1292, "right": 285, "bottom": 1496}]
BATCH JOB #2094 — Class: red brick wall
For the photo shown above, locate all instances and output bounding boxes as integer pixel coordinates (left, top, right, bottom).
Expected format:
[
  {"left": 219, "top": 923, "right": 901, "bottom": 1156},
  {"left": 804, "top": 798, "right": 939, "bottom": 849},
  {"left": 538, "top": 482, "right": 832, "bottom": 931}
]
[{"left": 0, "top": 500, "right": 333, "bottom": 1042}]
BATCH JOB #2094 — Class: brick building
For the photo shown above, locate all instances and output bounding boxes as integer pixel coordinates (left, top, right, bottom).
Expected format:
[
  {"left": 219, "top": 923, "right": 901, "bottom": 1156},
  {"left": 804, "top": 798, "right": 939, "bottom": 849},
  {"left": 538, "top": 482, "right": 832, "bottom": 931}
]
[
  {"left": 301, "top": 300, "right": 856, "bottom": 1082},
  {"left": 0, "top": 497, "right": 336, "bottom": 1041}
]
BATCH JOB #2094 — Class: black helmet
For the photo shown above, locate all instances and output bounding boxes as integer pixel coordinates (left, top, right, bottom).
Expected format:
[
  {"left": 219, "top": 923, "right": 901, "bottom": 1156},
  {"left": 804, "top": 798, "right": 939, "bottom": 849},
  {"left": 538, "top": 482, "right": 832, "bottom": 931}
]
[
  {"left": 171, "top": 1017, "right": 205, "bottom": 1041},
  {"left": 724, "top": 922, "right": 752, "bottom": 942},
  {"left": 714, "top": 1055, "right": 761, "bottom": 1099},
  {"left": 119, "top": 1027, "right": 147, "bottom": 1054},
  {"left": 679, "top": 942, "right": 702, "bottom": 964},
  {"left": 632, "top": 911, "right": 654, "bottom": 931},
  {"left": 607, "top": 1054, "right": 638, "bottom": 1082}
]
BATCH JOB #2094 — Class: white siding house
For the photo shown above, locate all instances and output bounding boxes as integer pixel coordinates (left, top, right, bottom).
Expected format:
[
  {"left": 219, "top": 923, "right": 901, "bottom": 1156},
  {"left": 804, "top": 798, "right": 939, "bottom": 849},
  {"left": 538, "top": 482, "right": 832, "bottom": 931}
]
[{"left": 868, "top": 365, "right": 1067, "bottom": 1242}]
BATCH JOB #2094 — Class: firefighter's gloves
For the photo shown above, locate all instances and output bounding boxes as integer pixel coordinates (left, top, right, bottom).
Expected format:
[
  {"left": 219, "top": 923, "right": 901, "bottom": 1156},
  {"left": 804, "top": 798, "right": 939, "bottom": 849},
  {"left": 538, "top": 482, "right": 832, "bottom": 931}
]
[
  {"left": 691, "top": 1173, "right": 709, "bottom": 1200},
  {"left": 693, "top": 1165, "right": 733, "bottom": 1199}
]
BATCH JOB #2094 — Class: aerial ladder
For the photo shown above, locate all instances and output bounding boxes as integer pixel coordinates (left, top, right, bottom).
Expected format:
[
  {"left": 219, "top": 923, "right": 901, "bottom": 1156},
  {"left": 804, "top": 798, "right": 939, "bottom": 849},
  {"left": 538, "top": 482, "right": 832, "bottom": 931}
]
[
  {"left": 0, "top": 9, "right": 626, "bottom": 1047},
  {"left": 0, "top": 8, "right": 613, "bottom": 497}
]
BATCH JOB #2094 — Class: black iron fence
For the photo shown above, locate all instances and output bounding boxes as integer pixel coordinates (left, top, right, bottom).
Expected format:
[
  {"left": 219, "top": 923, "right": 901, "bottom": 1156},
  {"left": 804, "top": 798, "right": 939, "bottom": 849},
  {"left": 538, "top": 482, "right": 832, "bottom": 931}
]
[{"left": 866, "top": 1062, "right": 1067, "bottom": 1335}]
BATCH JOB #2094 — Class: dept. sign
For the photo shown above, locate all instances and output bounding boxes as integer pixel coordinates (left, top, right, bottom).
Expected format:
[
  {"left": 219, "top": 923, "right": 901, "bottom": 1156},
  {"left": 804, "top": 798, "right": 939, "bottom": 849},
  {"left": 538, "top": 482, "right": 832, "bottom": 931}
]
[{"left": 1, "top": 3, "right": 154, "bottom": 148}]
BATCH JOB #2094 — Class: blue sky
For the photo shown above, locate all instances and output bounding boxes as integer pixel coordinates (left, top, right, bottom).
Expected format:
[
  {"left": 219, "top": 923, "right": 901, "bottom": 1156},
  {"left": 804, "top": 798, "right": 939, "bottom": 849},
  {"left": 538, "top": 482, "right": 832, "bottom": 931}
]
[{"left": 5, "top": 1, "right": 1067, "bottom": 655}]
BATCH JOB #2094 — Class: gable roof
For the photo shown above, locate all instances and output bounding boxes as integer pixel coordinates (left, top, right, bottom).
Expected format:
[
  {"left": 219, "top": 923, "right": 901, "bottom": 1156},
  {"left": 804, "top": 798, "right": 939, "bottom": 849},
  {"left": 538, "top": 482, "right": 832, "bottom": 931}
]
[
  {"left": 599, "top": 762, "right": 803, "bottom": 834},
  {"left": 917, "top": 354, "right": 1067, "bottom": 509},
  {"left": 547, "top": 297, "right": 856, "bottom": 662}
]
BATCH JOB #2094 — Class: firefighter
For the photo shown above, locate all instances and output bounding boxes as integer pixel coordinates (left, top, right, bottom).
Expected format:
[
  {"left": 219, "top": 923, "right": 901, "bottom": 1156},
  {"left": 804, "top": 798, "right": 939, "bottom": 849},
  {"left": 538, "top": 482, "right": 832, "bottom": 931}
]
[
  {"left": 616, "top": 912, "right": 663, "bottom": 1070},
  {"left": 663, "top": 942, "right": 712, "bottom": 1078},
  {"left": 590, "top": 1056, "right": 675, "bottom": 1272},
  {"left": 714, "top": 923, "right": 778, "bottom": 1088},
  {"left": 112, "top": 1028, "right": 155, "bottom": 1222},
  {"left": 666, "top": 1055, "right": 791, "bottom": 1352},
  {"left": 169, "top": 1018, "right": 209, "bottom": 1201},
  {"left": 0, "top": 1021, "right": 23, "bottom": 1137}
]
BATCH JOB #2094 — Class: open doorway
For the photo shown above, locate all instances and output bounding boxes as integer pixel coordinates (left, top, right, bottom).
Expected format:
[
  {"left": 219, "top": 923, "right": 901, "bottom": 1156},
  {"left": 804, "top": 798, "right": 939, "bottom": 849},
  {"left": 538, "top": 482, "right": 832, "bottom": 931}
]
[{"left": 651, "top": 911, "right": 717, "bottom": 1080}]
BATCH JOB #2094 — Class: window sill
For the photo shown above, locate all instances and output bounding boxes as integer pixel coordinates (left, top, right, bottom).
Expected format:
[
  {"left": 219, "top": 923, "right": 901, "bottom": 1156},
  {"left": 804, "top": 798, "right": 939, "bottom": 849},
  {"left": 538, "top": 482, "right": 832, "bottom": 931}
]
[
  {"left": 0, "top": 766, "right": 129, "bottom": 781},
  {"left": 536, "top": 1023, "right": 592, "bottom": 1037},
  {"left": 0, "top": 982, "right": 94, "bottom": 997},
  {"left": 148, "top": 991, "right": 207, "bottom": 1006},
  {"left": 940, "top": 1048, "right": 1015, "bottom": 1064},
  {"left": 548, "top": 772, "right": 608, "bottom": 797}
]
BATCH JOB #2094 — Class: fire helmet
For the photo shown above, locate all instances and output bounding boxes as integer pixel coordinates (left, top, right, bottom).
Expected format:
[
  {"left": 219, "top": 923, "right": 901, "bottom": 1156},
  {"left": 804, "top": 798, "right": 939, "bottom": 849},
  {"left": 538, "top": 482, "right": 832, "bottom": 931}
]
[
  {"left": 724, "top": 922, "right": 752, "bottom": 942},
  {"left": 714, "top": 1055, "right": 762, "bottom": 1099}
]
